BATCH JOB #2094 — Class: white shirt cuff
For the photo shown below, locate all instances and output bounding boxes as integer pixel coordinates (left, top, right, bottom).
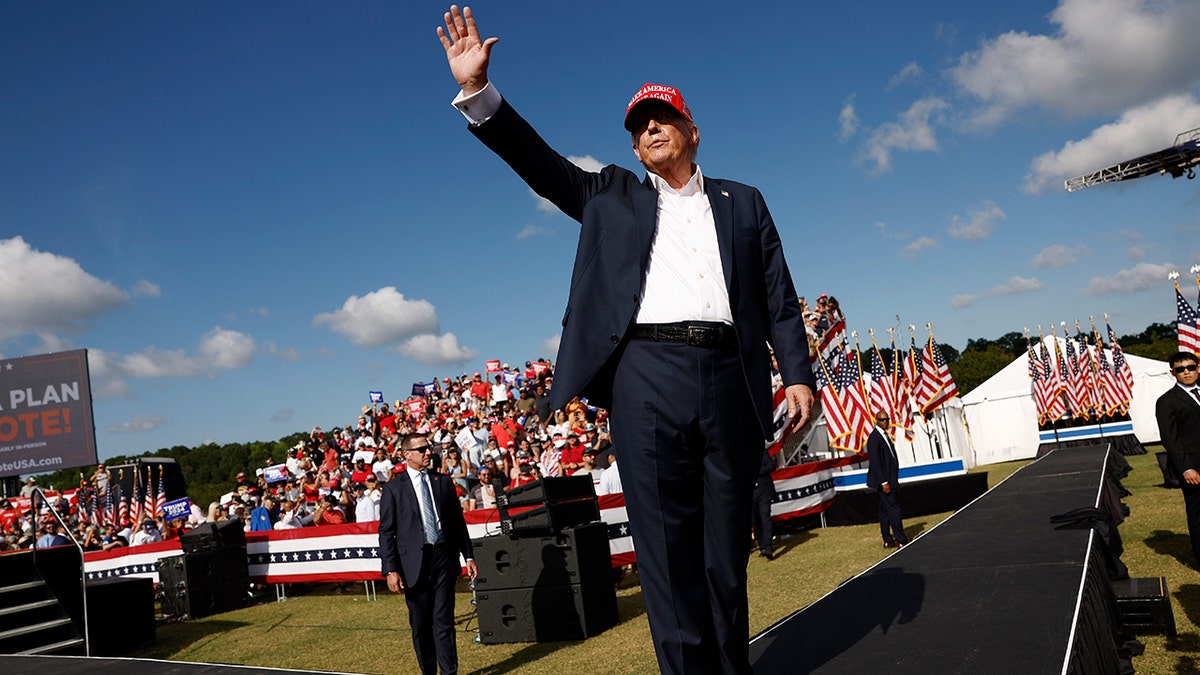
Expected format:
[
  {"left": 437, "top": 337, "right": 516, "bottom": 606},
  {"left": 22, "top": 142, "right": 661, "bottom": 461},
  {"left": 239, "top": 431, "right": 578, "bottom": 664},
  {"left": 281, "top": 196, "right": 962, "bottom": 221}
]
[{"left": 452, "top": 82, "right": 503, "bottom": 125}]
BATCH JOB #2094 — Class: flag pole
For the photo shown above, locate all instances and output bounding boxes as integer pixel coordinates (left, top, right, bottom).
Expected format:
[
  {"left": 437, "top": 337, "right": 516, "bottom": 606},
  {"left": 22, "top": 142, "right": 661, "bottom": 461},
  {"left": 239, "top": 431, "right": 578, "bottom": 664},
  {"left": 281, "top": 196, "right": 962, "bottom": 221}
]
[{"left": 1037, "top": 326, "right": 1062, "bottom": 447}]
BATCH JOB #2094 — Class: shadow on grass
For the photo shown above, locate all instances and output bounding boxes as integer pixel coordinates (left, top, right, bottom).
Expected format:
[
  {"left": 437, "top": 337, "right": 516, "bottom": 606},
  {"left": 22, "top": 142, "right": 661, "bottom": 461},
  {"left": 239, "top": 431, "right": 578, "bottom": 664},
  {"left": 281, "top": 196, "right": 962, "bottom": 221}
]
[
  {"left": 770, "top": 525, "right": 816, "bottom": 560},
  {"left": 1164, "top": 632, "right": 1200, "bottom": 674},
  {"left": 1174, "top": 584, "right": 1200, "bottom": 632},
  {"left": 467, "top": 640, "right": 581, "bottom": 675},
  {"left": 131, "top": 619, "right": 253, "bottom": 659},
  {"left": 1145, "top": 529, "right": 1196, "bottom": 569}
]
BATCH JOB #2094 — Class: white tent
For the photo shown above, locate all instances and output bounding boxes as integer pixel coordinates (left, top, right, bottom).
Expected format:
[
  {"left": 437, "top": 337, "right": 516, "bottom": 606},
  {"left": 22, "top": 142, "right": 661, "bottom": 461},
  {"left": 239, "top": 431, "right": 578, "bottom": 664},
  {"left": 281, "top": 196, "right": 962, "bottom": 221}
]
[{"left": 960, "top": 337, "right": 1174, "bottom": 466}]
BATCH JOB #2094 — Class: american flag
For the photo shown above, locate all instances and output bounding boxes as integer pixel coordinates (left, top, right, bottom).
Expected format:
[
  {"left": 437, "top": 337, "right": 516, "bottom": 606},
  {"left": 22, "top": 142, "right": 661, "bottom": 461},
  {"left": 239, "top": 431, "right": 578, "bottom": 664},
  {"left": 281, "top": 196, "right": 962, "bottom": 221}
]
[
  {"left": 155, "top": 469, "right": 167, "bottom": 517},
  {"left": 833, "top": 351, "right": 872, "bottom": 453},
  {"left": 1176, "top": 282, "right": 1200, "bottom": 355},
  {"left": 814, "top": 354, "right": 852, "bottom": 448},
  {"left": 868, "top": 342, "right": 897, "bottom": 426},
  {"left": 142, "top": 467, "right": 155, "bottom": 522},
  {"left": 117, "top": 485, "right": 129, "bottom": 526},
  {"left": 1106, "top": 320, "right": 1134, "bottom": 411},
  {"left": 103, "top": 480, "right": 114, "bottom": 526},
  {"left": 904, "top": 334, "right": 927, "bottom": 413},
  {"left": 921, "top": 337, "right": 959, "bottom": 413},
  {"left": 1028, "top": 340, "right": 1053, "bottom": 424},
  {"left": 893, "top": 346, "right": 914, "bottom": 442},
  {"left": 1039, "top": 337, "right": 1066, "bottom": 421},
  {"left": 1062, "top": 334, "right": 1086, "bottom": 417},
  {"left": 130, "top": 472, "right": 143, "bottom": 526},
  {"left": 1051, "top": 335, "right": 1072, "bottom": 419},
  {"left": 1075, "top": 331, "right": 1099, "bottom": 419},
  {"left": 1092, "top": 327, "right": 1122, "bottom": 415}
]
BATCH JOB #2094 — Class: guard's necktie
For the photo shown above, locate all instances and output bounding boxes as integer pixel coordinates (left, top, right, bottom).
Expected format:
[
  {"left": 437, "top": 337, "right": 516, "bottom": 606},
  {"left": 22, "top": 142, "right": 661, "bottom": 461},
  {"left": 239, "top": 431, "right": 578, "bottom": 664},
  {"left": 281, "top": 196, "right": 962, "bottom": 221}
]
[
  {"left": 417, "top": 471, "right": 441, "bottom": 545},
  {"left": 1192, "top": 388, "right": 1200, "bottom": 406}
]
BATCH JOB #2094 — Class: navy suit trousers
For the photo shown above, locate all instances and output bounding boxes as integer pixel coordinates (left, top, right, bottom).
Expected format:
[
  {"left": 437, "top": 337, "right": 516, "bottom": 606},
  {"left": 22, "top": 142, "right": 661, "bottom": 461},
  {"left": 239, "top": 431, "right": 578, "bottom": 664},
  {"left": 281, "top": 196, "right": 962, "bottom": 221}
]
[{"left": 610, "top": 337, "right": 763, "bottom": 675}]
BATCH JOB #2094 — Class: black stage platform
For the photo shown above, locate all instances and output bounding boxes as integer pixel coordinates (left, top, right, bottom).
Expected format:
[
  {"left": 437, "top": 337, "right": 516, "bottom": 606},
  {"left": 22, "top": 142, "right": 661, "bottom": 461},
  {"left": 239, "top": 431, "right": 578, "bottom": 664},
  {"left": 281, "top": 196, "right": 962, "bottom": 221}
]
[
  {"left": 0, "top": 654, "right": 361, "bottom": 675},
  {"left": 750, "top": 444, "right": 1133, "bottom": 674},
  {"left": 822, "top": 472, "right": 989, "bottom": 527}
]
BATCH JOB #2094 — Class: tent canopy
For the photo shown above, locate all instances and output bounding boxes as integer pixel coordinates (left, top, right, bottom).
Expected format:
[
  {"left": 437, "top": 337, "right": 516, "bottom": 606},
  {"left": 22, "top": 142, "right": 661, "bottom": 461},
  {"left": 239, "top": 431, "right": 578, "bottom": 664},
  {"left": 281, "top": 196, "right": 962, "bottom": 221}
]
[{"left": 961, "top": 337, "right": 1173, "bottom": 466}]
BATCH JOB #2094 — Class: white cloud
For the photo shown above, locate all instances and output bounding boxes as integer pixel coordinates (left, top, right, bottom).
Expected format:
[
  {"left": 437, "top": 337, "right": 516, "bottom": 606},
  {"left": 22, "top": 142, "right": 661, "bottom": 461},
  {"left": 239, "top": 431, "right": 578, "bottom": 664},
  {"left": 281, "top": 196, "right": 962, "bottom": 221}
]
[
  {"left": 1127, "top": 246, "right": 1147, "bottom": 261},
  {"left": 875, "top": 221, "right": 910, "bottom": 240},
  {"left": 541, "top": 334, "right": 562, "bottom": 359},
  {"left": 837, "top": 95, "right": 860, "bottom": 142},
  {"left": 952, "top": 0, "right": 1200, "bottom": 127},
  {"left": 533, "top": 155, "right": 605, "bottom": 213},
  {"left": 991, "top": 276, "right": 1043, "bottom": 296},
  {"left": 948, "top": 201, "right": 1005, "bottom": 240},
  {"left": 86, "top": 327, "right": 256, "bottom": 398},
  {"left": 887, "top": 62, "right": 924, "bottom": 90},
  {"left": 951, "top": 294, "right": 979, "bottom": 309},
  {"left": 1087, "top": 261, "right": 1175, "bottom": 294},
  {"left": 516, "top": 224, "right": 553, "bottom": 240},
  {"left": 107, "top": 416, "right": 165, "bottom": 434},
  {"left": 130, "top": 280, "right": 161, "bottom": 298},
  {"left": 397, "top": 332, "right": 479, "bottom": 365},
  {"left": 899, "top": 236, "right": 939, "bottom": 258},
  {"left": 1033, "top": 244, "right": 1090, "bottom": 268},
  {"left": 0, "top": 236, "right": 129, "bottom": 340},
  {"left": 1022, "top": 93, "right": 1200, "bottom": 192},
  {"left": 267, "top": 341, "right": 301, "bottom": 360},
  {"left": 198, "top": 327, "right": 255, "bottom": 370},
  {"left": 269, "top": 408, "right": 294, "bottom": 423},
  {"left": 249, "top": 307, "right": 270, "bottom": 317},
  {"left": 313, "top": 286, "right": 439, "bottom": 347},
  {"left": 861, "top": 97, "right": 948, "bottom": 174}
]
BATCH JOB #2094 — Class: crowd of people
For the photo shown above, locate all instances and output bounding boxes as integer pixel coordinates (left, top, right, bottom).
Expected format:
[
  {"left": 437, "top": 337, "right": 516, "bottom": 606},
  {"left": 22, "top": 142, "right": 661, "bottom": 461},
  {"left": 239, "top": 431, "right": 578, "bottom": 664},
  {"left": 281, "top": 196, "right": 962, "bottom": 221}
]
[
  {"left": 4, "top": 291, "right": 841, "bottom": 553},
  {"left": 1, "top": 359, "right": 631, "bottom": 551}
]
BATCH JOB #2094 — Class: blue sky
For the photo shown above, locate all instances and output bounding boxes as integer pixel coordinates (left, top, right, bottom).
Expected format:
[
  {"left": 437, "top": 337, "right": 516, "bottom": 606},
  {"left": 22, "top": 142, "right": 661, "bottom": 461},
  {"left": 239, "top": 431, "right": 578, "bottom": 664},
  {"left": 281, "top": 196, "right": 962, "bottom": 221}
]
[{"left": 2, "top": 1, "right": 1198, "bottom": 461}]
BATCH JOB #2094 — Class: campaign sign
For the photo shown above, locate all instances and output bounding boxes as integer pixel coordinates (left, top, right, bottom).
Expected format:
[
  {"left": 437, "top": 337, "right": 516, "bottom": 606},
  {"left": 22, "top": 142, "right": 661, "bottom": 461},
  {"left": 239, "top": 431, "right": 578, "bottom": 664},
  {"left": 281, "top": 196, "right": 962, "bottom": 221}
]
[
  {"left": 161, "top": 497, "right": 191, "bottom": 523},
  {"left": 0, "top": 349, "right": 97, "bottom": 479},
  {"left": 411, "top": 382, "right": 426, "bottom": 397},
  {"left": 485, "top": 359, "right": 501, "bottom": 373},
  {"left": 262, "top": 464, "right": 289, "bottom": 484},
  {"left": 531, "top": 361, "right": 548, "bottom": 375},
  {"left": 368, "top": 391, "right": 384, "bottom": 403},
  {"left": 406, "top": 399, "right": 425, "bottom": 417}
]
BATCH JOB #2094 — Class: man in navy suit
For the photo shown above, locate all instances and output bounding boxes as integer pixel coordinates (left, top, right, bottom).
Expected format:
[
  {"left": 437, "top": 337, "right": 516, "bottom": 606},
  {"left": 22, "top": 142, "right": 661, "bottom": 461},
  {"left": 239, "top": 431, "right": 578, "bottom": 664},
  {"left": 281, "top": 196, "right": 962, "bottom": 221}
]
[
  {"left": 1156, "top": 351, "right": 1200, "bottom": 567},
  {"left": 379, "top": 434, "right": 478, "bottom": 675},
  {"left": 866, "top": 412, "right": 908, "bottom": 549},
  {"left": 438, "top": 7, "right": 814, "bottom": 673}
]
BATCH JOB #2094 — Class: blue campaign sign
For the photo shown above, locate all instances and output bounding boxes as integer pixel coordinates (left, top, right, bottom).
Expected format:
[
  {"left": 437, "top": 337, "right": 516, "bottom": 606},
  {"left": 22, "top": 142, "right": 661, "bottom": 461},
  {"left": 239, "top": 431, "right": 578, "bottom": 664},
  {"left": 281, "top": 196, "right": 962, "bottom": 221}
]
[
  {"left": 161, "top": 497, "right": 191, "bottom": 522},
  {"left": 369, "top": 391, "right": 384, "bottom": 403},
  {"left": 262, "top": 464, "right": 289, "bottom": 484}
]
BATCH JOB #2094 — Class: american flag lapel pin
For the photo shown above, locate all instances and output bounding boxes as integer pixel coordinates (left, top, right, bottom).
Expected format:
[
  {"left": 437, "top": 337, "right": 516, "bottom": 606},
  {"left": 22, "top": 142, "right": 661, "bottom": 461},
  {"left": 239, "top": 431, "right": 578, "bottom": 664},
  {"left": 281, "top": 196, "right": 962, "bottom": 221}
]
[{"left": 721, "top": 190, "right": 730, "bottom": 198}]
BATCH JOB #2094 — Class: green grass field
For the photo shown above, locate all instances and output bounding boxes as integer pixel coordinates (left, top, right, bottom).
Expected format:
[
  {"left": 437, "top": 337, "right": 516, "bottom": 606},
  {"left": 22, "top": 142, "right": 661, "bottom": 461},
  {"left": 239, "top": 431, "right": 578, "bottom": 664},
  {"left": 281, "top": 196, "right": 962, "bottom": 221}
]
[{"left": 129, "top": 449, "right": 1198, "bottom": 674}]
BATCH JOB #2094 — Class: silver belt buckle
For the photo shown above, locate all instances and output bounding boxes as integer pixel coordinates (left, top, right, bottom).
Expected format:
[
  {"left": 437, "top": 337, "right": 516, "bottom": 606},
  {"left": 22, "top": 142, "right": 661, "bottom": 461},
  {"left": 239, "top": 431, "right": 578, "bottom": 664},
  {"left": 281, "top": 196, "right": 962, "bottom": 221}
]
[{"left": 687, "top": 325, "right": 711, "bottom": 347}]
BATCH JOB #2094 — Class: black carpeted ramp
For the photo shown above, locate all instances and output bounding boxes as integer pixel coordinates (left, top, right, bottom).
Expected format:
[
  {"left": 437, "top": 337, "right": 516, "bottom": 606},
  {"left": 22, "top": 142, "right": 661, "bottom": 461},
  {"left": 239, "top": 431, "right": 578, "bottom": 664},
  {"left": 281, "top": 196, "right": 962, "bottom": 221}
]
[{"left": 750, "top": 444, "right": 1129, "bottom": 674}]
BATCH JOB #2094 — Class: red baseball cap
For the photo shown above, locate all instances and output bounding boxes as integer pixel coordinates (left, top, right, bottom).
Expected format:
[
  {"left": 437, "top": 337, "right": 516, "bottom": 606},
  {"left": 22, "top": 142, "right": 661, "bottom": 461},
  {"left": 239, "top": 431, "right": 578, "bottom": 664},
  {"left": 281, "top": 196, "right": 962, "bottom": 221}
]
[{"left": 624, "top": 83, "right": 692, "bottom": 132}]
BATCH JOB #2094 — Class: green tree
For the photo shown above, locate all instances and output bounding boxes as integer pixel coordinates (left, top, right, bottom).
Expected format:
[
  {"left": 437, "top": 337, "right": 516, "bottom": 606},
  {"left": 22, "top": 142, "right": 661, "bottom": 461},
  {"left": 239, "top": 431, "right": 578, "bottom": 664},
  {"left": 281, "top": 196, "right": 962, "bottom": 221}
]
[{"left": 948, "top": 344, "right": 1017, "bottom": 395}]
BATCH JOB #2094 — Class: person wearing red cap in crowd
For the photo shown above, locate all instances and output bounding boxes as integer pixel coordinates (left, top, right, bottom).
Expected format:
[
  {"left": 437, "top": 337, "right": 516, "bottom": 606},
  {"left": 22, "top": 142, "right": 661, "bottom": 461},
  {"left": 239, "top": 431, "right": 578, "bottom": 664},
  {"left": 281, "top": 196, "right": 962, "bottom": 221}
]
[{"left": 438, "top": 7, "right": 815, "bottom": 674}]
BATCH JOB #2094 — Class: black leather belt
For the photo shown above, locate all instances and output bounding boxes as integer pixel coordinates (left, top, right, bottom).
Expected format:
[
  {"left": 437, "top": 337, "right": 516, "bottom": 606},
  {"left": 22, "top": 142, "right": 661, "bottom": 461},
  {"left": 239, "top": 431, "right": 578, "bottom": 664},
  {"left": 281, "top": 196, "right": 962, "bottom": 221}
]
[{"left": 633, "top": 322, "right": 736, "bottom": 349}]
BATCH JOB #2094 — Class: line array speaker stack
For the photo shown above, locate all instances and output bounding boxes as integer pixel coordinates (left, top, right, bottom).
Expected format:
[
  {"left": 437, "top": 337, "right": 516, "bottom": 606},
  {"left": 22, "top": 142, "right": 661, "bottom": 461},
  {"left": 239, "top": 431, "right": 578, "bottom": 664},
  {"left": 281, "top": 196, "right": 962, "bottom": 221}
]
[
  {"left": 474, "top": 476, "right": 616, "bottom": 644},
  {"left": 497, "top": 474, "right": 600, "bottom": 537},
  {"left": 158, "top": 520, "right": 250, "bottom": 618}
]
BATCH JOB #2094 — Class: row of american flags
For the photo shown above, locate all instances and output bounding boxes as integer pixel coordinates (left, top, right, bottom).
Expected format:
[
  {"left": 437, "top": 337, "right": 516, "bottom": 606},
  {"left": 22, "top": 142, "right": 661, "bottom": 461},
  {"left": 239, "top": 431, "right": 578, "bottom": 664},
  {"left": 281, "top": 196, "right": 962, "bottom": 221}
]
[
  {"left": 1024, "top": 318, "right": 1135, "bottom": 426},
  {"left": 74, "top": 466, "right": 169, "bottom": 528},
  {"left": 812, "top": 319, "right": 958, "bottom": 453}
]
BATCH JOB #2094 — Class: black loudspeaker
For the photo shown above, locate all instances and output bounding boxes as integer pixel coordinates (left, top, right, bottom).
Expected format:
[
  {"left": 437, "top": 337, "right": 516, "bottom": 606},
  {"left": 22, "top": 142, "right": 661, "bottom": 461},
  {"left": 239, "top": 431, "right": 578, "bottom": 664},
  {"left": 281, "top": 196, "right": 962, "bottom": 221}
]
[
  {"left": 157, "top": 548, "right": 249, "bottom": 618},
  {"left": 500, "top": 499, "right": 600, "bottom": 537},
  {"left": 180, "top": 519, "right": 247, "bottom": 554},
  {"left": 475, "top": 576, "right": 617, "bottom": 643},
  {"left": 85, "top": 577, "right": 155, "bottom": 654},
  {"left": 474, "top": 521, "right": 612, "bottom": 591},
  {"left": 1113, "top": 577, "right": 1177, "bottom": 636},
  {"left": 499, "top": 475, "right": 596, "bottom": 508}
]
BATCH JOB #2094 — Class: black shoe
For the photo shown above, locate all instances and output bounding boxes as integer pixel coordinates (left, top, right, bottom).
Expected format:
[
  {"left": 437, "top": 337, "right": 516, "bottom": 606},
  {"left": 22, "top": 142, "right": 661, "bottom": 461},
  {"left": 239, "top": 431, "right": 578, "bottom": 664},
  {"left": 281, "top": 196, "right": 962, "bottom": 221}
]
[
  {"left": 883, "top": 541, "right": 898, "bottom": 549},
  {"left": 760, "top": 550, "right": 773, "bottom": 560}
]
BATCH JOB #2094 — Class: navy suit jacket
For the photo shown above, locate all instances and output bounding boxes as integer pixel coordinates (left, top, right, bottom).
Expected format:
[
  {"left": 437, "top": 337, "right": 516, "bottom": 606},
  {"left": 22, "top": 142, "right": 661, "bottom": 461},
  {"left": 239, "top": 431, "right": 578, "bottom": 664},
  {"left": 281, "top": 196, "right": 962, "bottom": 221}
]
[
  {"left": 378, "top": 469, "right": 473, "bottom": 587},
  {"left": 865, "top": 427, "right": 899, "bottom": 490},
  {"left": 1157, "top": 385, "right": 1200, "bottom": 481},
  {"left": 470, "top": 100, "right": 814, "bottom": 437}
]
